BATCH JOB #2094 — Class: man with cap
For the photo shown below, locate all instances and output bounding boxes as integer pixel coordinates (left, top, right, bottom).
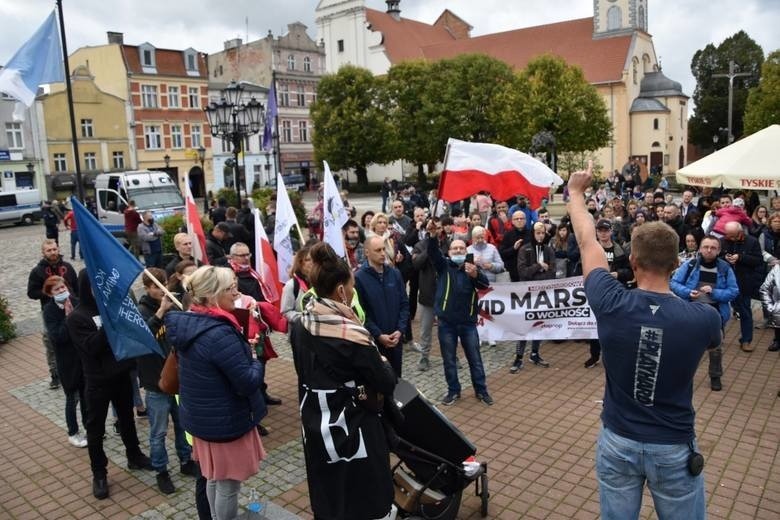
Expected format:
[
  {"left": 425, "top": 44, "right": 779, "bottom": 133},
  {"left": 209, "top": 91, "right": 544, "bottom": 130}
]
[
  {"left": 205, "top": 222, "right": 231, "bottom": 266},
  {"left": 584, "top": 219, "right": 634, "bottom": 368}
]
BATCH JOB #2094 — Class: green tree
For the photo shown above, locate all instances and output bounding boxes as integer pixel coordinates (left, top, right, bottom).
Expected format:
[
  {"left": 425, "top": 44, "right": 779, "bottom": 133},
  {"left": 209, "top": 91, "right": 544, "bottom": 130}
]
[
  {"left": 493, "top": 55, "right": 611, "bottom": 159},
  {"left": 744, "top": 50, "right": 780, "bottom": 134},
  {"left": 688, "top": 31, "right": 764, "bottom": 147},
  {"left": 311, "top": 65, "right": 394, "bottom": 185},
  {"left": 383, "top": 60, "right": 440, "bottom": 186}
]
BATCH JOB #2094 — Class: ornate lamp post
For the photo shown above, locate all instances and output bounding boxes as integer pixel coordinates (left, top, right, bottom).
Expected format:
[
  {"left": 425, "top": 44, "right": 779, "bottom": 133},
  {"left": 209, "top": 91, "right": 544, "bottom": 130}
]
[
  {"left": 203, "top": 81, "right": 265, "bottom": 203},
  {"left": 197, "top": 145, "right": 207, "bottom": 210},
  {"left": 264, "top": 151, "right": 270, "bottom": 186},
  {"left": 163, "top": 154, "right": 171, "bottom": 168}
]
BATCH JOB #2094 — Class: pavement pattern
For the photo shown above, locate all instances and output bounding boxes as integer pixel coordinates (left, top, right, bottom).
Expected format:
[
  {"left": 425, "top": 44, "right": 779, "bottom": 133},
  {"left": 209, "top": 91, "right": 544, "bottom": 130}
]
[{"left": 1, "top": 197, "right": 779, "bottom": 519}]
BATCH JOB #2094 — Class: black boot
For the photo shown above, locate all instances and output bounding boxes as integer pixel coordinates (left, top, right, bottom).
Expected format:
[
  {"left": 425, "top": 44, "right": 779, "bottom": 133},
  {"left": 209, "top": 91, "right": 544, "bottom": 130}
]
[{"left": 92, "top": 476, "right": 109, "bottom": 500}]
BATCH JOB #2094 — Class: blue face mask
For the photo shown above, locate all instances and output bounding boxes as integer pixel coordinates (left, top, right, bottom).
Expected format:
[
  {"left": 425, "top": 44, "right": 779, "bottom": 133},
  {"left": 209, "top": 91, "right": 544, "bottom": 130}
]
[
  {"left": 54, "top": 291, "right": 70, "bottom": 303},
  {"left": 450, "top": 255, "right": 466, "bottom": 265}
]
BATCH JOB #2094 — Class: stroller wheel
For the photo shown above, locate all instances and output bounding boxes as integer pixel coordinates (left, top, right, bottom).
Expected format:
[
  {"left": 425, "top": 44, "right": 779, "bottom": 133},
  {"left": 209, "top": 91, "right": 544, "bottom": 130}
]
[{"left": 417, "top": 487, "right": 463, "bottom": 520}]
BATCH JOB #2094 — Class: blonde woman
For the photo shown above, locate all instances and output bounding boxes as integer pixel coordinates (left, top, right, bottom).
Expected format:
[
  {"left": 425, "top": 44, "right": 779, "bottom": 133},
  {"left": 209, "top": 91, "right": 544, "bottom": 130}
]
[{"left": 165, "top": 266, "right": 266, "bottom": 520}]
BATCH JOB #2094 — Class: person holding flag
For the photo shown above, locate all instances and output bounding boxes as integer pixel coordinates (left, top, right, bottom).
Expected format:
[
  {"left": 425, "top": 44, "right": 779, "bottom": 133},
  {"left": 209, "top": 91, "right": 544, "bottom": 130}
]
[
  {"left": 273, "top": 173, "right": 301, "bottom": 284},
  {"left": 322, "top": 161, "right": 350, "bottom": 258}
]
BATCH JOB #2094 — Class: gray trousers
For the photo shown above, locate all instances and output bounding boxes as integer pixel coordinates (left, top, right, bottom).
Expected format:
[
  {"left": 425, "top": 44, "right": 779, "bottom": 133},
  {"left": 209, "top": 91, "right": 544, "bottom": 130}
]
[
  {"left": 206, "top": 478, "right": 241, "bottom": 520},
  {"left": 418, "top": 304, "right": 434, "bottom": 358}
]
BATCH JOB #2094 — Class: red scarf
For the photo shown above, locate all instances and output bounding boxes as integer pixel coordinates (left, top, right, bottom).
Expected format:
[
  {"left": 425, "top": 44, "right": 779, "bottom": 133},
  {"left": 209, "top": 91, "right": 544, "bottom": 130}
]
[
  {"left": 229, "top": 260, "right": 274, "bottom": 302},
  {"left": 190, "top": 304, "right": 242, "bottom": 331}
]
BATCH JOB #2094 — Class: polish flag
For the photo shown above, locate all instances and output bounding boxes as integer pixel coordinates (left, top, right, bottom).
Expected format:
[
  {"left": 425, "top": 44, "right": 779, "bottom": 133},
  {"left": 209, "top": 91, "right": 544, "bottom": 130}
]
[
  {"left": 184, "top": 174, "right": 209, "bottom": 265},
  {"left": 439, "top": 138, "right": 563, "bottom": 209},
  {"left": 253, "top": 208, "right": 281, "bottom": 305}
]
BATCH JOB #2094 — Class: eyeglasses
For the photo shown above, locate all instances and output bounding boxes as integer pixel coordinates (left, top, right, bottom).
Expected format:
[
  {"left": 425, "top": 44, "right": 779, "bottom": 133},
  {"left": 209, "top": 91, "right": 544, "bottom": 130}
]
[{"left": 233, "top": 253, "right": 251, "bottom": 258}]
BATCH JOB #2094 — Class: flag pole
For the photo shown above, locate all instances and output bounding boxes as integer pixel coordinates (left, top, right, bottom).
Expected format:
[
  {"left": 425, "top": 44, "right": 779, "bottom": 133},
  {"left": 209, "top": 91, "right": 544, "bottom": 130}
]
[
  {"left": 433, "top": 140, "right": 452, "bottom": 217},
  {"left": 56, "top": 0, "right": 84, "bottom": 201}
]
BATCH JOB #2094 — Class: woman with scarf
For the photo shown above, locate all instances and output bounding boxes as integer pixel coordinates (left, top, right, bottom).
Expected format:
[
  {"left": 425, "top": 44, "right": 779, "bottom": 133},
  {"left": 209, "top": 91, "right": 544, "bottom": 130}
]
[
  {"left": 164, "top": 266, "right": 267, "bottom": 520},
  {"left": 42, "top": 275, "right": 87, "bottom": 448},
  {"left": 290, "top": 242, "right": 397, "bottom": 520},
  {"left": 510, "top": 222, "right": 555, "bottom": 373}
]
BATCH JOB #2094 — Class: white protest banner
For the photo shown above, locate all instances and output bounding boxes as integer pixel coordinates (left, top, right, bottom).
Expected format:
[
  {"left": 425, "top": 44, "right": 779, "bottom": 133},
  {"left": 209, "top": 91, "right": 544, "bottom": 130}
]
[{"left": 476, "top": 277, "right": 598, "bottom": 341}]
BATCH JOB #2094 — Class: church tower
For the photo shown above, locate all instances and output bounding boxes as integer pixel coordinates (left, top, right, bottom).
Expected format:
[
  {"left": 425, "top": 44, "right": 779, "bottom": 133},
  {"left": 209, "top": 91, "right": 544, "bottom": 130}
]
[{"left": 593, "top": 0, "right": 648, "bottom": 38}]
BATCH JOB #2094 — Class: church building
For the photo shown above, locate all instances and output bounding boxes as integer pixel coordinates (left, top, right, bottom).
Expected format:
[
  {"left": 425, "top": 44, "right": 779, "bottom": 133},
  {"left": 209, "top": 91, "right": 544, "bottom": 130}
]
[{"left": 315, "top": 0, "right": 688, "bottom": 180}]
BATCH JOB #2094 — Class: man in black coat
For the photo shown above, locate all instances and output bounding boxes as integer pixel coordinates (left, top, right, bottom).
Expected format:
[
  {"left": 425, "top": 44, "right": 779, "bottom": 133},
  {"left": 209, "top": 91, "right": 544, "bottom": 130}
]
[
  {"left": 499, "top": 211, "right": 532, "bottom": 282},
  {"left": 205, "top": 222, "right": 231, "bottom": 266},
  {"left": 66, "top": 270, "right": 153, "bottom": 500},
  {"left": 28, "top": 239, "right": 78, "bottom": 389},
  {"left": 721, "top": 221, "right": 766, "bottom": 352}
]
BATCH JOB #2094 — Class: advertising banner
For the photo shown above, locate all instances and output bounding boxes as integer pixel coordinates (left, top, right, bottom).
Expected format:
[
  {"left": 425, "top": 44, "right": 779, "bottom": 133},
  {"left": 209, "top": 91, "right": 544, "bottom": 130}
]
[{"left": 477, "top": 277, "right": 598, "bottom": 341}]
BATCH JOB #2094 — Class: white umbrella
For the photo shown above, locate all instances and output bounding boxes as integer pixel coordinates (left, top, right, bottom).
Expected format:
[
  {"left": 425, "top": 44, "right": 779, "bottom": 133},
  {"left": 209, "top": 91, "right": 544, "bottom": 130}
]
[{"left": 676, "top": 124, "right": 780, "bottom": 191}]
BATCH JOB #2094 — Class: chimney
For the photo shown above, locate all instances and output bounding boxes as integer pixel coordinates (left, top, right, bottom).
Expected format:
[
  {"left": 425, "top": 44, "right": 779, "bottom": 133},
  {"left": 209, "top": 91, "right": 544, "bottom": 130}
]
[
  {"left": 223, "top": 38, "right": 243, "bottom": 50},
  {"left": 107, "top": 31, "right": 124, "bottom": 45},
  {"left": 386, "top": 0, "right": 401, "bottom": 21}
]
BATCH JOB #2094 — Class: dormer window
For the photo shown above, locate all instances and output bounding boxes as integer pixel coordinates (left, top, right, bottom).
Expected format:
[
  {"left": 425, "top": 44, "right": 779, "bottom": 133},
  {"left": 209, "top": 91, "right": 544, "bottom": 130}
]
[
  {"left": 184, "top": 48, "right": 200, "bottom": 77},
  {"left": 139, "top": 43, "right": 156, "bottom": 73},
  {"left": 287, "top": 54, "right": 296, "bottom": 70}
]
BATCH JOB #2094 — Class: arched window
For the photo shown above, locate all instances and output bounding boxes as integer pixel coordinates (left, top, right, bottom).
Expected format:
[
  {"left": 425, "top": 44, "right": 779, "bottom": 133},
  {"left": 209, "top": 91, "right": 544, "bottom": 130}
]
[
  {"left": 679, "top": 146, "right": 685, "bottom": 168},
  {"left": 287, "top": 54, "right": 295, "bottom": 70},
  {"left": 653, "top": 119, "right": 659, "bottom": 130},
  {"left": 651, "top": 141, "right": 661, "bottom": 148},
  {"left": 607, "top": 6, "right": 622, "bottom": 30},
  {"left": 633, "top": 58, "right": 639, "bottom": 85},
  {"left": 303, "top": 56, "right": 311, "bottom": 72},
  {"left": 643, "top": 54, "right": 652, "bottom": 73},
  {"left": 638, "top": 6, "right": 646, "bottom": 30}
]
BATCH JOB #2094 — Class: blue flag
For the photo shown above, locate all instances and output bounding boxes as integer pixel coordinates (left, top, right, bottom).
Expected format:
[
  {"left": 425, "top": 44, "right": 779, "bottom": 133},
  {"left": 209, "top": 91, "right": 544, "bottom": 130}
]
[
  {"left": 70, "top": 196, "right": 163, "bottom": 360},
  {"left": 0, "top": 11, "right": 64, "bottom": 106},
  {"left": 262, "top": 81, "right": 277, "bottom": 151}
]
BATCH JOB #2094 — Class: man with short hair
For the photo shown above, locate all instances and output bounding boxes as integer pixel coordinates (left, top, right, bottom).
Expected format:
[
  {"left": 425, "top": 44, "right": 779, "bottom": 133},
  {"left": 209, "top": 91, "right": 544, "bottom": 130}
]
[
  {"left": 508, "top": 195, "right": 536, "bottom": 230},
  {"left": 342, "top": 219, "right": 365, "bottom": 272},
  {"left": 28, "top": 239, "right": 79, "bottom": 389},
  {"left": 671, "top": 236, "right": 739, "bottom": 390},
  {"left": 568, "top": 163, "right": 721, "bottom": 520},
  {"left": 499, "top": 211, "right": 532, "bottom": 282},
  {"left": 720, "top": 221, "right": 765, "bottom": 352},
  {"left": 662, "top": 204, "right": 686, "bottom": 251},
  {"left": 680, "top": 190, "right": 698, "bottom": 219},
  {"left": 389, "top": 199, "right": 411, "bottom": 233},
  {"left": 205, "top": 222, "right": 231, "bottom": 266},
  {"left": 487, "top": 200, "right": 513, "bottom": 245},
  {"left": 224, "top": 207, "right": 249, "bottom": 251},
  {"left": 164, "top": 233, "right": 202, "bottom": 276},
  {"left": 426, "top": 223, "right": 492, "bottom": 406},
  {"left": 355, "top": 236, "right": 410, "bottom": 376},
  {"left": 123, "top": 200, "right": 142, "bottom": 258}
]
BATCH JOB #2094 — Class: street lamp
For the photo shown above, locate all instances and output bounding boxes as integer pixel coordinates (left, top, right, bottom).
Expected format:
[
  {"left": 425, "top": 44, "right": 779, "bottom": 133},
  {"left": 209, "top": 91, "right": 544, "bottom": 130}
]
[
  {"left": 204, "top": 81, "right": 265, "bottom": 203},
  {"left": 163, "top": 154, "right": 171, "bottom": 168},
  {"left": 264, "top": 151, "right": 270, "bottom": 186},
  {"left": 197, "top": 145, "right": 207, "bottom": 210},
  {"left": 26, "top": 162, "right": 34, "bottom": 174}
]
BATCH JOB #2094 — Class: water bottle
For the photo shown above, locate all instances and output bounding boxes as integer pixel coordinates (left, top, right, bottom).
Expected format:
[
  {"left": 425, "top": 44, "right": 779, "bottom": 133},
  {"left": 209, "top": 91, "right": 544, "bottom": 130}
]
[{"left": 246, "top": 488, "right": 266, "bottom": 519}]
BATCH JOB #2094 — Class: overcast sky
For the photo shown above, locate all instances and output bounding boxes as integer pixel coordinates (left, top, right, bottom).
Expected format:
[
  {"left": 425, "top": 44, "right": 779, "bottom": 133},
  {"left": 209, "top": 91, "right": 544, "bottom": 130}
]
[{"left": 1, "top": 0, "right": 778, "bottom": 114}]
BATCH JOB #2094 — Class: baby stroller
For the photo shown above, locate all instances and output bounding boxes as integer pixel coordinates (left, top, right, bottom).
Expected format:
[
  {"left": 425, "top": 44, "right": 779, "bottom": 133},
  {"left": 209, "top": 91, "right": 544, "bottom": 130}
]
[{"left": 390, "top": 380, "right": 489, "bottom": 519}]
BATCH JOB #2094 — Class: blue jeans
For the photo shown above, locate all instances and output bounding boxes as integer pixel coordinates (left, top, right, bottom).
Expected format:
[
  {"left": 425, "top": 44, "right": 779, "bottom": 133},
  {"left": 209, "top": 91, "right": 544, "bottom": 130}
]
[
  {"left": 437, "top": 319, "right": 488, "bottom": 396},
  {"left": 69, "top": 229, "right": 82, "bottom": 259},
  {"left": 596, "top": 426, "right": 705, "bottom": 520},
  {"left": 731, "top": 292, "right": 753, "bottom": 344},
  {"left": 146, "top": 390, "right": 192, "bottom": 472}
]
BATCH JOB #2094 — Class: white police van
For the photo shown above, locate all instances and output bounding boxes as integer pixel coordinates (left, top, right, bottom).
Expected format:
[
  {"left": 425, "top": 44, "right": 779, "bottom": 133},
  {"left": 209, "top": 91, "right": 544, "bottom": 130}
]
[
  {"left": 95, "top": 171, "right": 184, "bottom": 235},
  {"left": 0, "top": 188, "right": 42, "bottom": 226}
]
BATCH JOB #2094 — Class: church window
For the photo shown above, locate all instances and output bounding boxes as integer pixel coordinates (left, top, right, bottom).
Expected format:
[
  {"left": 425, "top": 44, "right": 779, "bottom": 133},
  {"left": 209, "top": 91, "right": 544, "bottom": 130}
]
[
  {"left": 653, "top": 119, "right": 659, "bottom": 130},
  {"left": 632, "top": 58, "right": 639, "bottom": 85},
  {"left": 607, "top": 6, "right": 622, "bottom": 30},
  {"left": 638, "top": 4, "right": 646, "bottom": 30}
]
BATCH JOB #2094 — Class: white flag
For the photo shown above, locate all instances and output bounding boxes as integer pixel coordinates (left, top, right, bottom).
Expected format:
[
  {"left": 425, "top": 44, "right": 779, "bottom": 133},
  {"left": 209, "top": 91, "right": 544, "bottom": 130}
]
[
  {"left": 322, "top": 161, "right": 349, "bottom": 258},
  {"left": 273, "top": 174, "right": 297, "bottom": 283}
]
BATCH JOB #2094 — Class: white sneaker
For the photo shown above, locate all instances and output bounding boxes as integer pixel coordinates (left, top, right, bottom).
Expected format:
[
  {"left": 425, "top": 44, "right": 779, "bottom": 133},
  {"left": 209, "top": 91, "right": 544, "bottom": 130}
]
[
  {"left": 68, "top": 434, "right": 87, "bottom": 448},
  {"left": 489, "top": 341, "right": 497, "bottom": 347}
]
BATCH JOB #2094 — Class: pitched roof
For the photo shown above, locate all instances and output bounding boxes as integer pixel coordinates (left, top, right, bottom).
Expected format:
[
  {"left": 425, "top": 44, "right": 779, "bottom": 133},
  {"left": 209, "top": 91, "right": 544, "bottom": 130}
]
[
  {"left": 366, "top": 12, "right": 632, "bottom": 84},
  {"left": 121, "top": 45, "right": 207, "bottom": 78},
  {"left": 365, "top": 8, "right": 456, "bottom": 62}
]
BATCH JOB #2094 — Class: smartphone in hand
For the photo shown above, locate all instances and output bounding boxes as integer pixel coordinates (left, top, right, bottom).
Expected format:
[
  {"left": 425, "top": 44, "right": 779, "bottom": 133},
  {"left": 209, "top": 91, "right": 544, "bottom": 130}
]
[{"left": 465, "top": 253, "right": 474, "bottom": 264}]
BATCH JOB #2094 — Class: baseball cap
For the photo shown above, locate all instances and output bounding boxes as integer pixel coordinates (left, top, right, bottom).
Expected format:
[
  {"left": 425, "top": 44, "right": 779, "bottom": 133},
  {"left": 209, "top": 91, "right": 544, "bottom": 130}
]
[{"left": 596, "top": 219, "right": 612, "bottom": 230}]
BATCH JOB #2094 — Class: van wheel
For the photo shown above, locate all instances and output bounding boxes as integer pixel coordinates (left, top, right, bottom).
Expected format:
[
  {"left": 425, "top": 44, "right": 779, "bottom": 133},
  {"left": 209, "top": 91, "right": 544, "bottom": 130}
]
[{"left": 22, "top": 214, "right": 34, "bottom": 225}]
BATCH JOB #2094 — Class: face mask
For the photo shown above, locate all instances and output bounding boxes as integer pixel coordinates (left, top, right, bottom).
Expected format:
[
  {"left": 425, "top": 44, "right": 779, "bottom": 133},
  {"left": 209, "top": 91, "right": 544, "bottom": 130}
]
[
  {"left": 54, "top": 291, "right": 70, "bottom": 303},
  {"left": 450, "top": 254, "right": 466, "bottom": 265}
]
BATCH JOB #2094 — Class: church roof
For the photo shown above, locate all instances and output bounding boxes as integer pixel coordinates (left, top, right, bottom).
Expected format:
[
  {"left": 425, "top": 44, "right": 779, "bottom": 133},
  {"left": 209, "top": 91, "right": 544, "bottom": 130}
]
[
  {"left": 638, "top": 71, "right": 687, "bottom": 98},
  {"left": 364, "top": 12, "right": 632, "bottom": 84},
  {"left": 630, "top": 97, "right": 670, "bottom": 113}
]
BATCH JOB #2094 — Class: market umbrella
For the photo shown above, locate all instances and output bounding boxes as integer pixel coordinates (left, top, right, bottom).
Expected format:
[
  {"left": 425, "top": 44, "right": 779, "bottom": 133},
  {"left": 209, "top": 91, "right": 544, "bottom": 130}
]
[{"left": 676, "top": 124, "right": 780, "bottom": 191}]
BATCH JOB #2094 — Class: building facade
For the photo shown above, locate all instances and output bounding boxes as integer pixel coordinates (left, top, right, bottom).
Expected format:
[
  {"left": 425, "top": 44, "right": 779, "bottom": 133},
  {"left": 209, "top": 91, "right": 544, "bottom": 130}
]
[
  {"left": 36, "top": 65, "right": 131, "bottom": 199},
  {"left": 209, "top": 23, "right": 325, "bottom": 188},
  {"left": 0, "top": 91, "right": 42, "bottom": 194},
  {"left": 69, "top": 33, "right": 213, "bottom": 196},
  {"left": 315, "top": 0, "right": 688, "bottom": 181}
]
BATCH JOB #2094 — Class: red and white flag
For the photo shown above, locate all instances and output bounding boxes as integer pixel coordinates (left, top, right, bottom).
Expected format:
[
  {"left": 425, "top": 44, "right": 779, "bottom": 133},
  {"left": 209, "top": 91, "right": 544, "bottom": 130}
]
[
  {"left": 253, "top": 208, "right": 281, "bottom": 305},
  {"left": 439, "top": 138, "right": 563, "bottom": 209},
  {"left": 184, "top": 174, "right": 209, "bottom": 265},
  {"left": 273, "top": 174, "right": 297, "bottom": 284}
]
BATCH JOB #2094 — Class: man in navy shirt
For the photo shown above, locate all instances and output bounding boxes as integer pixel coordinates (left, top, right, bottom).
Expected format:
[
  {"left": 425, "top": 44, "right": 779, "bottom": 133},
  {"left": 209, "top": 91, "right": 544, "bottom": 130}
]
[{"left": 568, "top": 162, "right": 721, "bottom": 520}]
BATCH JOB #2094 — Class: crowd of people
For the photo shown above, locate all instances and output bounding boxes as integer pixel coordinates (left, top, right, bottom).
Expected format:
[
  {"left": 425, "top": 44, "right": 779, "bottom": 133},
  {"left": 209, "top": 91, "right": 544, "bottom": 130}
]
[{"left": 23, "top": 173, "right": 780, "bottom": 519}]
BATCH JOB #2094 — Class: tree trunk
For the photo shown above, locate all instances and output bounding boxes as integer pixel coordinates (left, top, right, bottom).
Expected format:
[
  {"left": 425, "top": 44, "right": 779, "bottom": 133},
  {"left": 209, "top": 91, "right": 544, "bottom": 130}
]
[
  {"left": 416, "top": 163, "right": 427, "bottom": 189},
  {"left": 355, "top": 166, "right": 368, "bottom": 185}
]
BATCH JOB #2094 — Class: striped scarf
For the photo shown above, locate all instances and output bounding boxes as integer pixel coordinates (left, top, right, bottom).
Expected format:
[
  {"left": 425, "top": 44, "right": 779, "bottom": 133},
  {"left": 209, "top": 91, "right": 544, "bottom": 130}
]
[{"left": 300, "top": 296, "right": 373, "bottom": 347}]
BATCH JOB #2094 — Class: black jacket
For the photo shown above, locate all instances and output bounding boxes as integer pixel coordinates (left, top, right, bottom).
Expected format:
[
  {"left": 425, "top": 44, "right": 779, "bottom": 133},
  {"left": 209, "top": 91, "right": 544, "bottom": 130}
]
[
  {"left": 720, "top": 234, "right": 766, "bottom": 297},
  {"left": 499, "top": 227, "right": 532, "bottom": 282},
  {"left": 135, "top": 294, "right": 172, "bottom": 393},
  {"left": 206, "top": 231, "right": 228, "bottom": 266},
  {"left": 43, "top": 296, "right": 84, "bottom": 392},
  {"left": 27, "top": 257, "right": 78, "bottom": 309},
  {"left": 66, "top": 270, "right": 134, "bottom": 384}
]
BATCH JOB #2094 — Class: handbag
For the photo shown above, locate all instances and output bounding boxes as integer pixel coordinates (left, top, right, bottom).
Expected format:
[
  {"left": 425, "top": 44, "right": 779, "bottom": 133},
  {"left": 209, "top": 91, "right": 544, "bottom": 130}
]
[{"left": 158, "top": 349, "right": 179, "bottom": 395}]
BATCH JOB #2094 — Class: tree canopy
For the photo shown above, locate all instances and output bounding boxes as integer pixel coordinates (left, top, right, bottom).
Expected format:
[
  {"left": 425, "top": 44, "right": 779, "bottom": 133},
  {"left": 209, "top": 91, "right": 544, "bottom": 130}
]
[
  {"left": 688, "top": 31, "right": 764, "bottom": 147},
  {"left": 743, "top": 50, "right": 780, "bottom": 135}
]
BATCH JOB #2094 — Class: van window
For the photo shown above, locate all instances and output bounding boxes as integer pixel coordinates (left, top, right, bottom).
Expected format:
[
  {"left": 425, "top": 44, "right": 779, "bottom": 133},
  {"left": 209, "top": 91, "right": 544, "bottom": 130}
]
[
  {"left": 0, "top": 194, "right": 17, "bottom": 207},
  {"left": 127, "top": 188, "right": 183, "bottom": 210},
  {"left": 99, "top": 189, "right": 122, "bottom": 213}
]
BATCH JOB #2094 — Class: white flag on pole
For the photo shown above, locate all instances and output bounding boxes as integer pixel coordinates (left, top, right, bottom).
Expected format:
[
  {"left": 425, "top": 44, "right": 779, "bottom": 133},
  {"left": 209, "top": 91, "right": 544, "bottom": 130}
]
[
  {"left": 273, "top": 174, "right": 297, "bottom": 283},
  {"left": 322, "top": 161, "right": 349, "bottom": 258}
]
